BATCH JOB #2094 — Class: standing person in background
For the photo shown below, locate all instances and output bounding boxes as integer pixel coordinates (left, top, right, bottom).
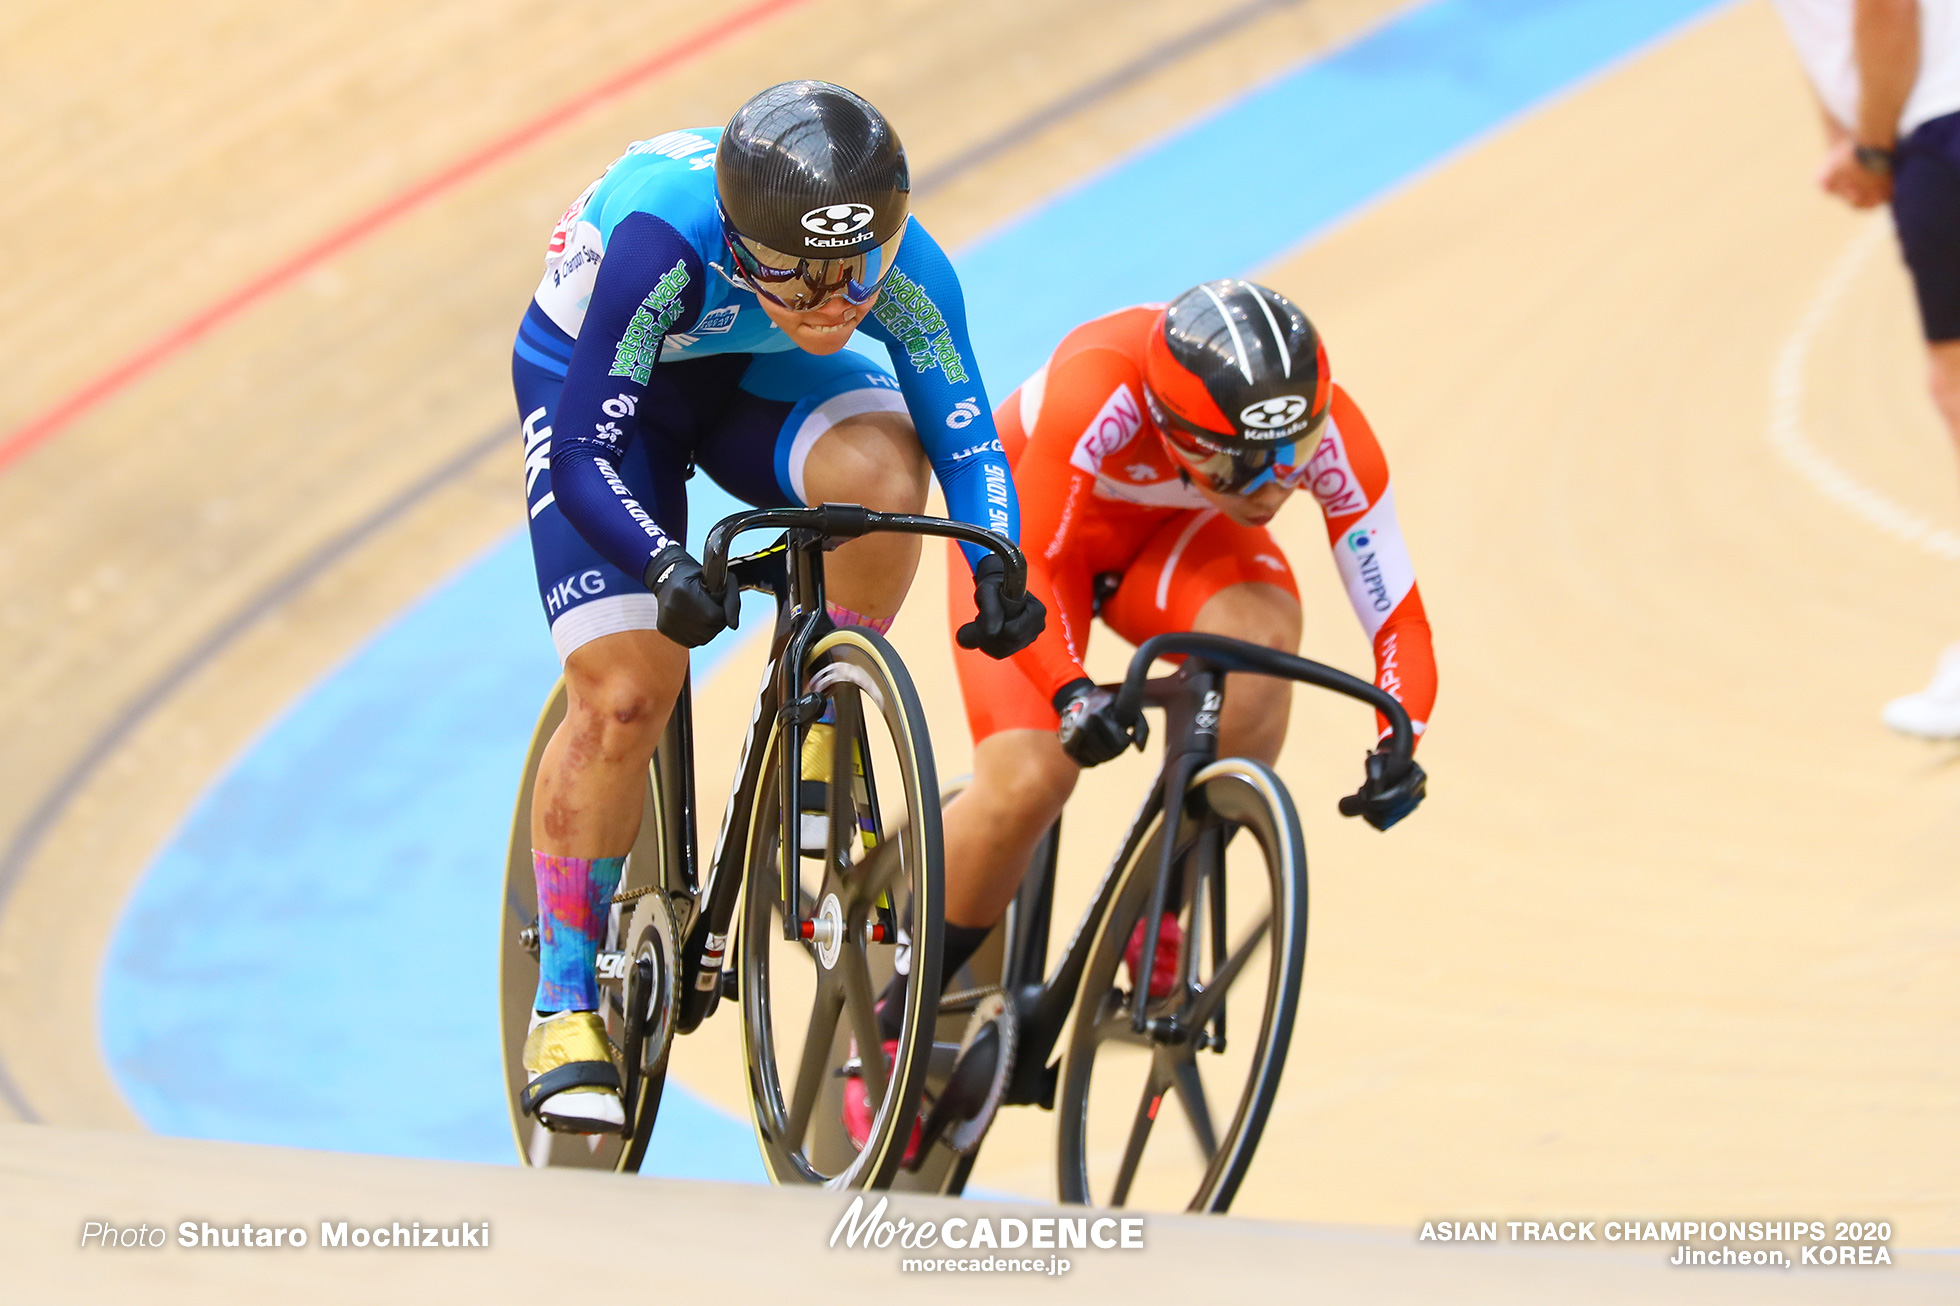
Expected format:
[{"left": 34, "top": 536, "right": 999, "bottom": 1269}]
[{"left": 1773, "top": 0, "right": 1960, "bottom": 736}]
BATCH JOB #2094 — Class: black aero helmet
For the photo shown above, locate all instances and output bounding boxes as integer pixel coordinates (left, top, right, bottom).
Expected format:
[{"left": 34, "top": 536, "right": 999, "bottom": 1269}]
[
  {"left": 716, "top": 80, "right": 910, "bottom": 312},
  {"left": 1141, "top": 279, "right": 1332, "bottom": 492}
]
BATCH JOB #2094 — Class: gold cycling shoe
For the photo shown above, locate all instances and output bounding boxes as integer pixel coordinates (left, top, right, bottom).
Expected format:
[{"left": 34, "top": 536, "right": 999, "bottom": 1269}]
[{"left": 521, "top": 1010, "right": 624, "bottom": 1134}]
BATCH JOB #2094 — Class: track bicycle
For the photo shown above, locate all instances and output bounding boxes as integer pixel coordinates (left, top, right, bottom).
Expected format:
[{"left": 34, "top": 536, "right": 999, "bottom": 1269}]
[
  {"left": 892, "top": 632, "right": 1420, "bottom": 1211},
  {"left": 496, "top": 504, "right": 1027, "bottom": 1189}
]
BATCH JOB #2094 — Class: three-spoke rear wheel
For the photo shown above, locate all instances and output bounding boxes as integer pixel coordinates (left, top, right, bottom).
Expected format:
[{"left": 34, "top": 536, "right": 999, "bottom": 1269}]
[
  {"left": 740, "top": 628, "right": 943, "bottom": 1189},
  {"left": 1056, "top": 759, "right": 1307, "bottom": 1211}
]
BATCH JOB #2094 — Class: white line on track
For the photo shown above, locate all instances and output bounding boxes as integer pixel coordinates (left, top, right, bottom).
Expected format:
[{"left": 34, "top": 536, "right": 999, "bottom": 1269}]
[{"left": 1770, "top": 212, "right": 1960, "bottom": 561}]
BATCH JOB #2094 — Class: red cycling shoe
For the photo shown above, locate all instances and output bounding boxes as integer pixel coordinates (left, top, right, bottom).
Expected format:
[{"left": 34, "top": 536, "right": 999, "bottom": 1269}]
[
  {"left": 1124, "top": 911, "right": 1183, "bottom": 1000},
  {"left": 841, "top": 1037, "right": 923, "bottom": 1166}
]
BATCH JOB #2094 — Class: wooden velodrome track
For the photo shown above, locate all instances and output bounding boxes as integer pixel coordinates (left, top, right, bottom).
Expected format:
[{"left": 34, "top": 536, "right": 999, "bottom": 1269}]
[{"left": 4, "top": 0, "right": 1959, "bottom": 1298}]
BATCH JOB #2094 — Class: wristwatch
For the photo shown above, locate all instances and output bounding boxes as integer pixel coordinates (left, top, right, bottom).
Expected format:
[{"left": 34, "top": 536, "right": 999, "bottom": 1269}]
[{"left": 1853, "top": 142, "right": 1896, "bottom": 176}]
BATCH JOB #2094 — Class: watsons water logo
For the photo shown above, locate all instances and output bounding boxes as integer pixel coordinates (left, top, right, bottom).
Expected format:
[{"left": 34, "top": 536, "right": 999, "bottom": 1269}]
[
  {"left": 609, "top": 259, "right": 691, "bottom": 385},
  {"left": 872, "top": 270, "right": 970, "bottom": 386}
]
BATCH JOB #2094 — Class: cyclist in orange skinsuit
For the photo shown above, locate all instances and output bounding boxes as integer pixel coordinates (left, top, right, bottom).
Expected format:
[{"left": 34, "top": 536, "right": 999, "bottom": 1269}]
[
  {"left": 845, "top": 279, "right": 1435, "bottom": 1148},
  {"left": 943, "top": 279, "right": 1435, "bottom": 993}
]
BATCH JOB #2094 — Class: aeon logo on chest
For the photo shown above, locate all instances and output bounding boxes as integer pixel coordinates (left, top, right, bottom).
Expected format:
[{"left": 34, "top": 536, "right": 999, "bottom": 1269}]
[{"left": 1069, "top": 383, "right": 1145, "bottom": 477}]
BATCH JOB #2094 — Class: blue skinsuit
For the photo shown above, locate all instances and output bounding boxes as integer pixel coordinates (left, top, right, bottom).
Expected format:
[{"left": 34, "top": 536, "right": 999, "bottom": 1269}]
[{"left": 511, "top": 127, "right": 1016, "bottom": 656}]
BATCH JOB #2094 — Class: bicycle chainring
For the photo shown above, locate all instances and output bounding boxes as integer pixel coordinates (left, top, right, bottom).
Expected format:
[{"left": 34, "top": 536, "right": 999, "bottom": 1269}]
[
  {"left": 945, "top": 990, "right": 1018, "bottom": 1155},
  {"left": 626, "top": 890, "right": 680, "bottom": 1074}
]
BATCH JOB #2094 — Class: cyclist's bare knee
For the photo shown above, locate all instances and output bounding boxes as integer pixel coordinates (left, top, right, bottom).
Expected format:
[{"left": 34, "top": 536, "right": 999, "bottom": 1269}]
[
  {"left": 802, "top": 412, "right": 930, "bottom": 617},
  {"left": 973, "top": 729, "right": 1078, "bottom": 829},
  {"left": 1193, "top": 581, "right": 1301, "bottom": 653},
  {"left": 800, "top": 411, "right": 930, "bottom": 513},
  {"left": 561, "top": 630, "right": 685, "bottom": 764}
]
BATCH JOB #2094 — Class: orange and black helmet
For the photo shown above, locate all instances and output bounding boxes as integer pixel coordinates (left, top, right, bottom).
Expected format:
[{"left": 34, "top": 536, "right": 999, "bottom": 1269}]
[{"left": 1141, "top": 279, "right": 1331, "bottom": 492}]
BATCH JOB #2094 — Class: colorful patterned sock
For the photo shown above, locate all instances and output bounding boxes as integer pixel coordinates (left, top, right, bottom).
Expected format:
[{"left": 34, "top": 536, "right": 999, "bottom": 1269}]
[
  {"left": 826, "top": 600, "right": 894, "bottom": 635},
  {"left": 532, "top": 852, "right": 626, "bottom": 1013}
]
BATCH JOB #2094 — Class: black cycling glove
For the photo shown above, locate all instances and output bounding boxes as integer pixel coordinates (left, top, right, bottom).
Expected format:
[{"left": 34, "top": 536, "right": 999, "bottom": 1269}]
[
  {"left": 1338, "top": 746, "right": 1427, "bottom": 831},
  {"left": 957, "top": 554, "right": 1047, "bottom": 659},
  {"left": 1053, "top": 678, "right": 1148, "bottom": 767},
  {"left": 644, "top": 543, "right": 739, "bottom": 648}
]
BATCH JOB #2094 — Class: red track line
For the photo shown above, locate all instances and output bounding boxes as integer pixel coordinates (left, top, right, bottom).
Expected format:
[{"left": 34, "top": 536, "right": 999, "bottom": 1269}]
[{"left": 0, "top": 0, "right": 809, "bottom": 473}]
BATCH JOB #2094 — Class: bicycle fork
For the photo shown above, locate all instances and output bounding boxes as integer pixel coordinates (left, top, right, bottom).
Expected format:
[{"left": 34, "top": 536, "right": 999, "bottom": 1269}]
[{"left": 1129, "top": 666, "right": 1224, "bottom": 1036}]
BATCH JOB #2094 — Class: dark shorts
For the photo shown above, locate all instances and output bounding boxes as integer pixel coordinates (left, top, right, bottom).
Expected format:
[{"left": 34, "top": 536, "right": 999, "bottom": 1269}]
[
  {"left": 1894, "top": 109, "right": 1960, "bottom": 343},
  {"left": 513, "top": 345, "right": 906, "bottom": 660}
]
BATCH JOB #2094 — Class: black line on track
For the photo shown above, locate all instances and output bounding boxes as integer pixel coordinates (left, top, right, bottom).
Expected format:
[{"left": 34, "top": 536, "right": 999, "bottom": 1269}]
[
  {"left": 0, "top": 424, "right": 513, "bottom": 1121},
  {"left": 911, "top": 0, "right": 1302, "bottom": 200},
  {"left": 0, "top": 0, "right": 1304, "bottom": 1123}
]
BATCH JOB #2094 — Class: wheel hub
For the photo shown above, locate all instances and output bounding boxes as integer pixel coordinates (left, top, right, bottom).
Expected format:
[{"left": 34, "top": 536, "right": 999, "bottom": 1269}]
[{"left": 811, "top": 892, "right": 845, "bottom": 968}]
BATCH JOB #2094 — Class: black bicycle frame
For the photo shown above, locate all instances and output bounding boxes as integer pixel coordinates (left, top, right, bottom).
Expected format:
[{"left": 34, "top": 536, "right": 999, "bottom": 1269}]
[
  {"left": 667, "top": 505, "right": 1026, "bottom": 1035},
  {"left": 978, "top": 632, "right": 1416, "bottom": 1106}
]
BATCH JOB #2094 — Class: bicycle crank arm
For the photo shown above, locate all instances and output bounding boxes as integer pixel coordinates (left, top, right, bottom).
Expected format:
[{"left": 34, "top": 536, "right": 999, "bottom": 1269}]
[{"left": 907, "top": 1031, "right": 1003, "bottom": 1169}]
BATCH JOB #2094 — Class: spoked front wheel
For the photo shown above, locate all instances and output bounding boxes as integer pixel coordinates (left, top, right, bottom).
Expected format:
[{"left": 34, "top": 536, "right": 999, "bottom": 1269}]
[
  {"left": 740, "top": 627, "right": 943, "bottom": 1189},
  {"left": 498, "top": 679, "right": 679, "bottom": 1171},
  {"left": 1056, "top": 758, "right": 1307, "bottom": 1211}
]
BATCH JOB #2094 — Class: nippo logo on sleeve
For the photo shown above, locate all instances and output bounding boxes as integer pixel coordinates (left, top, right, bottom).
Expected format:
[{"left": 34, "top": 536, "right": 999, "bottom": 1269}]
[
  {"left": 801, "top": 203, "right": 875, "bottom": 236},
  {"left": 1240, "top": 395, "right": 1310, "bottom": 430}
]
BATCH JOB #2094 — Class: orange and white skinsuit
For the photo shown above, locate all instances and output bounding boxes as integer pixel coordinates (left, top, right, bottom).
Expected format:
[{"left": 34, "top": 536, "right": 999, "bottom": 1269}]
[{"left": 947, "top": 305, "right": 1436, "bottom": 744}]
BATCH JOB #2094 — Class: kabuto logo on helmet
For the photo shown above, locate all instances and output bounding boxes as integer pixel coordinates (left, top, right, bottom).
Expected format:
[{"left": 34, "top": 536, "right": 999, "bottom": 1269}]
[
  {"left": 801, "top": 203, "right": 875, "bottom": 236},
  {"left": 1240, "top": 395, "right": 1311, "bottom": 430}
]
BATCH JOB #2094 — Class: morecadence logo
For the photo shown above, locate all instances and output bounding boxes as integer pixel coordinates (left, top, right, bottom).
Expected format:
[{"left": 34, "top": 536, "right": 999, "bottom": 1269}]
[{"left": 830, "top": 1195, "right": 1144, "bottom": 1278}]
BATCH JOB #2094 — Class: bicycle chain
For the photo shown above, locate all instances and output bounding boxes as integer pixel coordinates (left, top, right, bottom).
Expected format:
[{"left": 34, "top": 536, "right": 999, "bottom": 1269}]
[{"left": 610, "top": 883, "right": 664, "bottom": 905}]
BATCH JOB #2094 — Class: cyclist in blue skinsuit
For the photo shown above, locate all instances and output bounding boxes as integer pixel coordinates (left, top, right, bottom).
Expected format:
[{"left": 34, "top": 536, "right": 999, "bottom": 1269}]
[{"left": 513, "top": 81, "right": 1045, "bottom": 1134}]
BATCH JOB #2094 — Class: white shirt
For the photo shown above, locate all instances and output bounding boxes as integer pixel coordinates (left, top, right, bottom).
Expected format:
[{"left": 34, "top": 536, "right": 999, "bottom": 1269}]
[{"left": 1772, "top": 0, "right": 1960, "bottom": 137}]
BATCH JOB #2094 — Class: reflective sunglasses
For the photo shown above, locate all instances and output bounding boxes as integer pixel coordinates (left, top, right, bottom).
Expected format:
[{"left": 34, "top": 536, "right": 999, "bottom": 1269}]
[{"left": 720, "top": 221, "right": 905, "bottom": 313}]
